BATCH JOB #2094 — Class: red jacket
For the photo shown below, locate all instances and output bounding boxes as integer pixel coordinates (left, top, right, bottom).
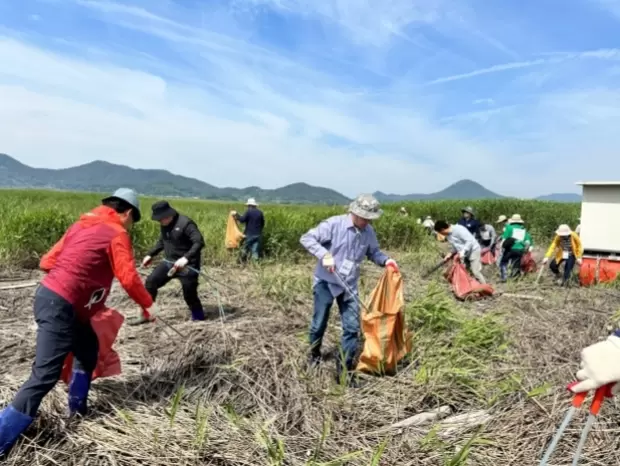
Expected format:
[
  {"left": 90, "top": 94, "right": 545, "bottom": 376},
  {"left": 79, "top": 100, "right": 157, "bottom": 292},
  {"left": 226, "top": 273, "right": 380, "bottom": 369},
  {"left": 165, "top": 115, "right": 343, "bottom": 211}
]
[{"left": 40, "top": 205, "right": 153, "bottom": 321}]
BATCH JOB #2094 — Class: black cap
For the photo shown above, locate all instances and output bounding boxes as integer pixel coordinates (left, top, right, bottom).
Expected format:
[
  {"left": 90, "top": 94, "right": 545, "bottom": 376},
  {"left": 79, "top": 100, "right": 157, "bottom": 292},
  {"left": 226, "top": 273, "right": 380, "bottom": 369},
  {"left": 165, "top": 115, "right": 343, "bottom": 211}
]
[{"left": 151, "top": 200, "right": 177, "bottom": 221}]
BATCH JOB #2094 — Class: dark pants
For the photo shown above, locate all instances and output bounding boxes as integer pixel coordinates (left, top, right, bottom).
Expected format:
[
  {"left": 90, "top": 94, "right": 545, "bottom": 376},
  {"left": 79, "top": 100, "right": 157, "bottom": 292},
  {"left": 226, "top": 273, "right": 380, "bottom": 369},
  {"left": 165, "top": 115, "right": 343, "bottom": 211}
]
[
  {"left": 309, "top": 280, "right": 360, "bottom": 373},
  {"left": 480, "top": 239, "right": 495, "bottom": 254},
  {"left": 241, "top": 235, "right": 261, "bottom": 261},
  {"left": 550, "top": 255, "right": 576, "bottom": 284},
  {"left": 500, "top": 250, "right": 524, "bottom": 280},
  {"left": 145, "top": 262, "right": 204, "bottom": 317},
  {"left": 12, "top": 286, "right": 99, "bottom": 418}
]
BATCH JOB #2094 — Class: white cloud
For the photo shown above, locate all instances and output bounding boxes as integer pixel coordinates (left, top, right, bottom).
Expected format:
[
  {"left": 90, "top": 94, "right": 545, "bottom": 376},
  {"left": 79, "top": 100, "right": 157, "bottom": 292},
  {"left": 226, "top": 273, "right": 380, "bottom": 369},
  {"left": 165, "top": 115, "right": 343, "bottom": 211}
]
[{"left": 1, "top": 0, "right": 620, "bottom": 199}]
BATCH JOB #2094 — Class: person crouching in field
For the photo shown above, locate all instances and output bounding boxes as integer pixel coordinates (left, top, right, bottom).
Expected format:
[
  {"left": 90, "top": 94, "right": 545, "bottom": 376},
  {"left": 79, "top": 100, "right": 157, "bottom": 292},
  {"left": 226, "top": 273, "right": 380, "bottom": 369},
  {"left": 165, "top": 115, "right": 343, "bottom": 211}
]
[
  {"left": 478, "top": 221, "right": 497, "bottom": 254},
  {"left": 499, "top": 214, "right": 532, "bottom": 282},
  {"left": 433, "top": 220, "right": 486, "bottom": 284},
  {"left": 0, "top": 188, "right": 158, "bottom": 457},
  {"left": 542, "top": 224, "right": 583, "bottom": 286},
  {"left": 300, "top": 194, "right": 398, "bottom": 387},
  {"left": 136, "top": 201, "right": 206, "bottom": 324}
]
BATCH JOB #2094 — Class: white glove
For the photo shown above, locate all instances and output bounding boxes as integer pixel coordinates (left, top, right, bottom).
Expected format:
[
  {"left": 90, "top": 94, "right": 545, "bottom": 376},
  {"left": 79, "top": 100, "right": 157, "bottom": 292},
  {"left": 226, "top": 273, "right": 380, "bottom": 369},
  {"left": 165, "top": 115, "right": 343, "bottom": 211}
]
[
  {"left": 174, "top": 257, "right": 188, "bottom": 269},
  {"left": 459, "top": 250, "right": 466, "bottom": 261},
  {"left": 230, "top": 210, "right": 237, "bottom": 216},
  {"left": 577, "top": 257, "right": 583, "bottom": 265},
  {"left": 141, "top": 255, "right": 152, "bottom": 267},
  {"left": 570, "top": 334, "right": 620, "bottom": 394},
  {"left": 322, "top": 253, "right": 335, "bottom": 272},
  {"left": 542, "top": 257, "right": 549, "bottom": 264},
  {"left": 529, "top": 246, "right": 534, "bottom": 252},
  {"left": 145, "top": 303, "right": 160, "bottom": 318}
]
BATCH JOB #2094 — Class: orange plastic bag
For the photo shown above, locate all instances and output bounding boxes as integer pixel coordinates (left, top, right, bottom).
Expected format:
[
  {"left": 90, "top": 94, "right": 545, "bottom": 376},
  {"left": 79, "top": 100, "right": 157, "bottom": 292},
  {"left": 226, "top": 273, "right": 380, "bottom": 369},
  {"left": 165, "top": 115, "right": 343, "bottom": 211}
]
[
  {"left": 357, "top": 267, "right": 412, "bottom": 375},
  {"left": 60, "top": 308, "right": 124, "bottom": 384},
  {"left": 225, "top": 215, "right": 245, "bottom": 249},
  {"left": 481, "top": 248, "right": 496, "bottom": 265},
  {"left": 520, "top": 251, "right": 537, "bottom": 274},
  {"left": 444, "top": 259, "right": 494, "bottom": 300}
]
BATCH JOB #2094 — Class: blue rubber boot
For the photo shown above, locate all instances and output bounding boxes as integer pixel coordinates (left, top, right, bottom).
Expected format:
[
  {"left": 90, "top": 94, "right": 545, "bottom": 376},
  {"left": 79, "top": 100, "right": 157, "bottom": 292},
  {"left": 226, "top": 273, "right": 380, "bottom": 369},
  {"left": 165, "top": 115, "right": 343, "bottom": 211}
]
[
  {"left": 191, "top": 307, "right": 205, "bottom": 321},
  {"left": 0, "top": 405, "right": 33, "bottom": 456},
  {"left": 68, "top": 370, "right": 91, "bottom": 417}
]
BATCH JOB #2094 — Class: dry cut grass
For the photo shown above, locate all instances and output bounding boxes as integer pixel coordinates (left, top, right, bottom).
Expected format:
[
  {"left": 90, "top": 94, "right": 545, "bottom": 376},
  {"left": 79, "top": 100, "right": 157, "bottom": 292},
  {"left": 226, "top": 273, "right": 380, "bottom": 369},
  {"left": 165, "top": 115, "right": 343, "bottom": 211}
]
[{"left": 1, "top": 252, "right": 620, "bottom": 465}]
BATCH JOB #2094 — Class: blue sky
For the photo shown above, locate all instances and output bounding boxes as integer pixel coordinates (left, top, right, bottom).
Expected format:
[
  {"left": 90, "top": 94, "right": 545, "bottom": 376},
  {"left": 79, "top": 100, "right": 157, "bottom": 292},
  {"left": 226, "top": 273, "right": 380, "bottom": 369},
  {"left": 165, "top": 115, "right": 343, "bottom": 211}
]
[{"left": 1, "top": 0, "right": 620, "bottom": 197}]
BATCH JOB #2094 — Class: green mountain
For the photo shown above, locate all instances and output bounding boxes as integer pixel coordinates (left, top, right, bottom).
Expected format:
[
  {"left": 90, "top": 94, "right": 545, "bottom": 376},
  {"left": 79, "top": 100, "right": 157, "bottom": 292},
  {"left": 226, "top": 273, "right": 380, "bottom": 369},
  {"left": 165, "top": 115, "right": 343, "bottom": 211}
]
[
  {"left": 0, "top": 154, "right": 351, "bottom": 205},
  {"left": 374, "top": 179, "right": 504, "bottom": 202},
  {"left": 0, "top": 154, "right": 581, "bottom": 204},
  {"left": 535, "top": 193, "right": 582, "bottom": 202}
]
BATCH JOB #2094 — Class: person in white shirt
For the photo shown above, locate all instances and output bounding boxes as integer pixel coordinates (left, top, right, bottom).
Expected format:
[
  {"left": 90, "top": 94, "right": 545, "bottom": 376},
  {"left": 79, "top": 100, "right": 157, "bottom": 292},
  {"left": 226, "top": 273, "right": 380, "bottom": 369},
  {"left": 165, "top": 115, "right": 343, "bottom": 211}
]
[
  {"left": 422, "top": 216, "right": 434, "bottom": 235},
  {"left": 434, "top": 220, "right": 486, "bottom": 284}
]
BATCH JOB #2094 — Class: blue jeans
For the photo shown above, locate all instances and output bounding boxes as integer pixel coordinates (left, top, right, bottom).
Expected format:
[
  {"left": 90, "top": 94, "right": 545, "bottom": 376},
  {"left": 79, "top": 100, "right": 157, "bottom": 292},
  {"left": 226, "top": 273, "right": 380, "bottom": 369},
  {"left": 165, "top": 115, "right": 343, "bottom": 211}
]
[
  {"left": 242, "top": 235, "right": 261, "bottom": 261},
  {"left": 550, "top": 255, "right": 576, "bottom": 284},
  {"left": 309, "top": 280, "right": 360, "bottom": 371}
]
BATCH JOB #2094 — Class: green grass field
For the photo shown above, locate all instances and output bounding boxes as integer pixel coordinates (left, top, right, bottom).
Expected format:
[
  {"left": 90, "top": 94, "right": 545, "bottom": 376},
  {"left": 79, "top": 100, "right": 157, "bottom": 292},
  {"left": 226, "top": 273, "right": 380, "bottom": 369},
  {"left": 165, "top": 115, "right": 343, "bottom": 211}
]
[{"left": 0, "top": 189, "right": 580, "bottom": 268}]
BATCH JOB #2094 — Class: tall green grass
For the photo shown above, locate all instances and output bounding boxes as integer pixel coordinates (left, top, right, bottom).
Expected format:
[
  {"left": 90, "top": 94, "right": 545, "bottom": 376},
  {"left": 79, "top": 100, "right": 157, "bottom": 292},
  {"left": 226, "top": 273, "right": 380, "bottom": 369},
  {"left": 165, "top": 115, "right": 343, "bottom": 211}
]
[{"left": 0, "top": 189, "right": 579, "bottom": 268}]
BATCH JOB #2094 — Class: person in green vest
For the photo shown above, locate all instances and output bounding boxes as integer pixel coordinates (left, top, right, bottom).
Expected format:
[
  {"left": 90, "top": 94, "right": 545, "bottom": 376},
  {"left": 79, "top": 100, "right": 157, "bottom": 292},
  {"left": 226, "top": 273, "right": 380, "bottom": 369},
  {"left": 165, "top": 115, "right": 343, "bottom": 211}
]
[{"left": 499, "top": 214, "right": 533, "bottom": 282}]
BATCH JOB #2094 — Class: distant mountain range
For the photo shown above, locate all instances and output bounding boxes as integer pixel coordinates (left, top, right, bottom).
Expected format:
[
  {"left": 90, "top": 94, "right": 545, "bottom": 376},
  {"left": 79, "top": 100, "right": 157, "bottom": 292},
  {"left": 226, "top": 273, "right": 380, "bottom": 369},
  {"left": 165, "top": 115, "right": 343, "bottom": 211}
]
[
  {"left": 373, "top": 179, "right": 581, "bottom": 203},
  {"left": 0, "top": 154, "right": 349, "bottom": 204},
  {"left": 0, "top": 153, "right": 581, "bottom": 204}
]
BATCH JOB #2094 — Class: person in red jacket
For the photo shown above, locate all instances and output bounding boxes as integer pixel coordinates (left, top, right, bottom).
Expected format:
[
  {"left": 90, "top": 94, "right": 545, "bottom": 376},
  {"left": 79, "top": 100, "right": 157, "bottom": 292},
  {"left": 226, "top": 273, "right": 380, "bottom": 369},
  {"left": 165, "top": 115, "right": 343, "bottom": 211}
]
[{"left": 0, "top": 188, "right": 158, "bottom": 457}]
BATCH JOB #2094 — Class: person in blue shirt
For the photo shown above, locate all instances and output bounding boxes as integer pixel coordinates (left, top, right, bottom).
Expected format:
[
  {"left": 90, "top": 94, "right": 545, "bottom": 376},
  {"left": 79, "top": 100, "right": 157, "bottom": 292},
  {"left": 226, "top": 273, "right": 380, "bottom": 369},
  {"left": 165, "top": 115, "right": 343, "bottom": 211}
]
[
  {"left": 300, "top": 194, "right": 398, "bottom": 387},
  {"left": 230, "top": 198, "right": 265, "bottom": 261},
  {"left": 457, "top": 206, "right": 481, "bottom": 239}
]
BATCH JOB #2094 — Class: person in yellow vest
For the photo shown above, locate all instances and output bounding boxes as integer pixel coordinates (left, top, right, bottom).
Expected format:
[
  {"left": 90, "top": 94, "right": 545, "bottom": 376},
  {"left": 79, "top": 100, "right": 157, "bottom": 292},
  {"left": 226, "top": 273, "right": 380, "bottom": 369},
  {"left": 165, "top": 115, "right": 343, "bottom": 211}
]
[{"left": 542, "top": 224, "right": 583, "bottom": 286}]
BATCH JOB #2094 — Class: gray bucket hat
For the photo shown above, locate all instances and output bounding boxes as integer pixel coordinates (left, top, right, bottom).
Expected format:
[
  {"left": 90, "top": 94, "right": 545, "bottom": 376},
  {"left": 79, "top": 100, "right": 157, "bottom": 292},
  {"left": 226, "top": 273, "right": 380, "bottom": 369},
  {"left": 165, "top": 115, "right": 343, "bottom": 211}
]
[
  {"left": 102, "top": 188, "right": 141, "bottom": 222},
  {"left": 462, "top": 206, "right": 475, "bottom": 216},
  {"left": 349, "top": 194, "right": 383, "bottom": 220}
]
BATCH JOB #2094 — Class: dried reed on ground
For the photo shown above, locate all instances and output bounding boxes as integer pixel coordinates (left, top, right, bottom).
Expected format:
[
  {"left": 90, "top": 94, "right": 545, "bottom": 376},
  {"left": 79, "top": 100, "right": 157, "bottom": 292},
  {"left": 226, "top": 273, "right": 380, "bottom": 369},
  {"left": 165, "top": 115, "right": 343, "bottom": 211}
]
[{"left": 1, "top": 255, "right": 620, "bottom": 465}]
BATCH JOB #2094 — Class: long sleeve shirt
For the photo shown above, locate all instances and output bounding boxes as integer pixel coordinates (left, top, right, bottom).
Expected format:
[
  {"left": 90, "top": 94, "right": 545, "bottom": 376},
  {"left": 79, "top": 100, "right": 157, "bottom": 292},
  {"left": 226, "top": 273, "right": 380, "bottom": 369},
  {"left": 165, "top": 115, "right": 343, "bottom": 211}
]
[
  {"left": 299, "top": 214, "right": 388, "bottom": 298},
  {"left": 235, "top": 208, "right": 265, "bottom": 237},
  {"left": 447, "top": 224, "right": 480, "bottom": 257}
]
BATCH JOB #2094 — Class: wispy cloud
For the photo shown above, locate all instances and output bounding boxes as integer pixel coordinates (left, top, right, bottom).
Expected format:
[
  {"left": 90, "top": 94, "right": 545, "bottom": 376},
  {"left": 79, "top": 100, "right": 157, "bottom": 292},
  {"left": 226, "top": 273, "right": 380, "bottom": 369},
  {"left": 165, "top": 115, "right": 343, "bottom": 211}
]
[{"left": 0, "top": 0, "right": 619, "bottom": 198}]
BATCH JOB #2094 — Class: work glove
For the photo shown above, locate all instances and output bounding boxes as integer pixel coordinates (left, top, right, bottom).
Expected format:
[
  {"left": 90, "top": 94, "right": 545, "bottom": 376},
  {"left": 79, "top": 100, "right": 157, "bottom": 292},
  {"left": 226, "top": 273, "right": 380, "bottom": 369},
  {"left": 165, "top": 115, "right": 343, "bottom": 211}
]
[
  {"left": 174, "top": 257, "right": 189, "bottom": 269},
  {"left": 322, "top": 253, "right": 335, "bottom": 273},
  {"left": 230, "top": 210, "right": 237, "bottom": 216},
  {"left": 577, "top": 257, "right": 583, "bottom": 265},
  {"left": 542, "top": 257, "right": 549, "bottom": 264},
  {"left": 458, "top": 250, "right": 466, "bottom": 261},
  {"left": 141, "top": 255, "right": 152, "bottom": 268},
  {"left": 444, "top": 252, "right": 454, "bottom": 262},
  {"left": 570, "top": 333, "right": 620, "bottom": 394},
  {"left": 385, "top": 259, "right": 399, "bottom": 272},
  {"left": 145, "top": 303, "right": 160, "bottom": 318}
]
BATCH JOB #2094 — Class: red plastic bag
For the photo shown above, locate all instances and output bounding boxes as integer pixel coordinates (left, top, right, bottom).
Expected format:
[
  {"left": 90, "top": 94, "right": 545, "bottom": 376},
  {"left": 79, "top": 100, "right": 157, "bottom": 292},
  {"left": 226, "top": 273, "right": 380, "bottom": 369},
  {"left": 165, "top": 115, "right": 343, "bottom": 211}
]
[
  {"left": 520, "top": 251, "right": 537, "bottom": 274},
  {"left": 60, "top": 307, "right": 125, "bottom": 384},
  {"left": 444, "top": 259, "right": 494, "bottom": 300},
  {"left": 481, "top": 248, "right": 496, "bottom": 265}
]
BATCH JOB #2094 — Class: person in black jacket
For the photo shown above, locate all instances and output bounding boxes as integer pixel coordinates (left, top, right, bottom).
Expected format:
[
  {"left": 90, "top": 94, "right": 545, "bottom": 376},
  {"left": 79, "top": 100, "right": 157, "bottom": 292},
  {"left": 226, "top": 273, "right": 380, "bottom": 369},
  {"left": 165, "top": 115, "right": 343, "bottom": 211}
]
[
  {"left": 230, "top": 198, "right": 265, "bottom": 261},
  {"left": 132, "top": 201, "right": 206, "bottom": 324}
]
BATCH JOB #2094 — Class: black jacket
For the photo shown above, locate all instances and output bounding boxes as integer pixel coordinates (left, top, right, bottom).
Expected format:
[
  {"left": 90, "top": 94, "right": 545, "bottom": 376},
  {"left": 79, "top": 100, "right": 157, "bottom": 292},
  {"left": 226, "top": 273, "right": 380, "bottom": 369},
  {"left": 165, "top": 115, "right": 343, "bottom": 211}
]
[{"left": 146, "top": 214, "right": 205, "bottom": 268}]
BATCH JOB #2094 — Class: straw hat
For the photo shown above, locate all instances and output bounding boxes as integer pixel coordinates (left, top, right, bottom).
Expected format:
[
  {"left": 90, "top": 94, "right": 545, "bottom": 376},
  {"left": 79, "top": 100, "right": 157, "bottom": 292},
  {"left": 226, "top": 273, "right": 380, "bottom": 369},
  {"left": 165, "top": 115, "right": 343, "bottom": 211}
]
[
  {"left": 246, "top": 198, "right": 258, "bottom": 206},
  {"left": 496, "top": 215, "right": 507, "bottom": 224},
  {"left": 556, "top": 224, "right": 572, "bottom": 236},
  {"left": 508, "top": 214, "right": 524, "bottom": 224}
]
